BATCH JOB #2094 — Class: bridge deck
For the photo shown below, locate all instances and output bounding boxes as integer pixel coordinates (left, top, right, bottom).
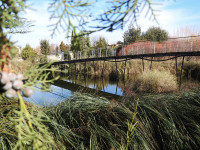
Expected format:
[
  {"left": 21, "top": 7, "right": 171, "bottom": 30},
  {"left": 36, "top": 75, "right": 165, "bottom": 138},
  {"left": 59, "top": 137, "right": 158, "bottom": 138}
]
[{"left": 41, "top": 51, "right": 200, "bottom": 66}]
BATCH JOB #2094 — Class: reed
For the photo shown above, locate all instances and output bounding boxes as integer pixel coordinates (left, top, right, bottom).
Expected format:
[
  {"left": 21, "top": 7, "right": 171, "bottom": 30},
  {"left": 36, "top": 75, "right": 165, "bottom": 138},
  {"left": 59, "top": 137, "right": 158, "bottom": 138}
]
[
  {"left": 1, "top": 88, "right": 200, "bottom": 149},
  {"left": 132, "top": 70, "right": 177, "bottom": 93},
  {"left": 44, "top": 88, "right": 200, "bottom": 149}
]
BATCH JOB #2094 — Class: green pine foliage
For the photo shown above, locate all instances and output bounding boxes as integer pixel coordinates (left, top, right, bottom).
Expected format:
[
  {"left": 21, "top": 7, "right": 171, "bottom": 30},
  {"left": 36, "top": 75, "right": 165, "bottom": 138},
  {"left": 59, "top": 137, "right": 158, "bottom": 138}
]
[
  {"left": 10, "top": 93, "right": 55, "bottom": 150},
  {"left": 0, "top": 0, "right": 27, "bottom": 34},
  {"left": 48, "top": 0, "right": 158, "bottom": 37}
]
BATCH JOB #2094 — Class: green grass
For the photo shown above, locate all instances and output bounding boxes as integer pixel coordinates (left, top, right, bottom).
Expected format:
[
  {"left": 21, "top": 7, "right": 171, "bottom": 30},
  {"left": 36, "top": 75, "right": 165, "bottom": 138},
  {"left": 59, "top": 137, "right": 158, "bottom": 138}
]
[
  {"left": 1, "top": 88, "right": 200, "bottom": 149},
  {"left": 45, "top": 88, "right": 200, "bottom": 149}
]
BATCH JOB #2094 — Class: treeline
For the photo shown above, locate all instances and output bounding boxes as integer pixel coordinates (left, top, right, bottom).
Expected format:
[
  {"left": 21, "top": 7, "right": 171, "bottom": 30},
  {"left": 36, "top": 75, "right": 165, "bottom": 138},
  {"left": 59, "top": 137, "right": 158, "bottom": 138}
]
[
  {"left": 20, "top": 26, "right": 169, "bottom": 62},
  {"left": 123, "top": 26, "right": 169, "bottom": 45}
]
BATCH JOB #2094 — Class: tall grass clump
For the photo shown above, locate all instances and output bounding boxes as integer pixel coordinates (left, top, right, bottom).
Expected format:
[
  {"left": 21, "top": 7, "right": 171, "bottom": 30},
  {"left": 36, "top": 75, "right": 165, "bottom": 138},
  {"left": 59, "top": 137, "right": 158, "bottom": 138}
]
[
  {"left": 132, "top": 70, "right": 177, "bottom": 93},
  {"left": 44, "top": 88, "right": 200, "bottom": 150},
  {"left": 45, "top": 93, "right": 136, "bottom": 149},
  {"left": 129, "top": 88, "right": 200, "bottom": 149}
]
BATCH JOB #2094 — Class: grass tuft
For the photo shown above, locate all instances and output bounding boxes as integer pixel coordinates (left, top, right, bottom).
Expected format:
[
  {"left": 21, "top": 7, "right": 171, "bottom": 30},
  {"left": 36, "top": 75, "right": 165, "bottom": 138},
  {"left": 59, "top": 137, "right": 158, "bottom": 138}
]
[{"left": 132, "top": 70, "right": 177, "bottom": 93}]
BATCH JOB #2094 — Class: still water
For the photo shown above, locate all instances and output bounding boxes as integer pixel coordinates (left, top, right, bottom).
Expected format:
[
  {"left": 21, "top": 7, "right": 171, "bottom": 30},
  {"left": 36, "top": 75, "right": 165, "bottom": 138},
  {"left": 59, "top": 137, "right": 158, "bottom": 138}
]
[
  {"left": 24, "top": 73, "right": 199, "bottom": 106},
  {"left": 24, "top": 75, "right": 130, "bottom": 106}
]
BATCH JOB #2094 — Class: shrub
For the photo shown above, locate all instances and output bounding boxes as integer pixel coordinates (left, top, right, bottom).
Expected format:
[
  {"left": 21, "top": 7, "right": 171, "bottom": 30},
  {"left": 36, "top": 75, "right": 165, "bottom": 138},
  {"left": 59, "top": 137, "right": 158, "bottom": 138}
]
[
  {"left": 21, "top": 44, "right": 36, "bottom": 60},
  {"left": 144, "top": 26, "right": 168, "bottom": 42},
  {"left": 132, "top": 70, "right": 177, "bottom": 93},
  {"left": 123, "top": 26, "right": 141, "bottom": 45}
]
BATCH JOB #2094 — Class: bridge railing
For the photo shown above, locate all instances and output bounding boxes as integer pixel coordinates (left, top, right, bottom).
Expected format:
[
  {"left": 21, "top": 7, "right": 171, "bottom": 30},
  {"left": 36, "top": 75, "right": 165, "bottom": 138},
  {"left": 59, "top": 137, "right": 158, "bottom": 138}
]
[
  {"left": 118, "top": 36, "right": 200, "bottom": 56},
  {"left": 64, "top": 35, "right": 200, "bottom": 61},
  {"left": 71, "top": 48, "right": 118, "bottom": 60}
]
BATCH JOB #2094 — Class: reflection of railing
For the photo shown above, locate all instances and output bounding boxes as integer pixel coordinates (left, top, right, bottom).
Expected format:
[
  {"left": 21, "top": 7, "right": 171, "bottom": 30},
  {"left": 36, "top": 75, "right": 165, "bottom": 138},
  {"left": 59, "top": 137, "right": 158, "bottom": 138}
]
[{"left": 64, "top": 35, "right": 200, "bottom": 61}]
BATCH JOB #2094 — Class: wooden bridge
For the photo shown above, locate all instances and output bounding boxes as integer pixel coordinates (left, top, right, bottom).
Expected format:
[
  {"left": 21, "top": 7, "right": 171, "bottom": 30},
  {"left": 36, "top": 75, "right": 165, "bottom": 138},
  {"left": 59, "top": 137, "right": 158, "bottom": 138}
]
[{"left": 41, "top": 35, "right": 200, "bottom": 87}]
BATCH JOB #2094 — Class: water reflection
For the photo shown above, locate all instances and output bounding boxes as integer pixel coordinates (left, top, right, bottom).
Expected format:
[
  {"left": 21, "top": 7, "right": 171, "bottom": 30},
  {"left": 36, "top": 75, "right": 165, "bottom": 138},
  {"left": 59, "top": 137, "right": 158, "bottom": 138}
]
[
  {"left": 24, "top": 71, "right": 200, "bottom": 106},
  {"left": 23, "top": 85, "right": 72, "bottom": 106},
  {"left": 24, "top": 74, "right": 137, "bottom": 106},
  {"left": 60, "top": 74, "right": 135, "bottom": 96}
]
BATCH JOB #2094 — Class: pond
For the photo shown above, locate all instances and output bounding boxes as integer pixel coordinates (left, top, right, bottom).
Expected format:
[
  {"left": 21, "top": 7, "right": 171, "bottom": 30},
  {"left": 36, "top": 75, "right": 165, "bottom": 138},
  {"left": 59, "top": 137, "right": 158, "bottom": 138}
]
[
  {"left": 23, "top": 75, "right": 131, "bottom": 106},
  {"left": 24, "top": 73, "right": 200, "bottom": 106}
]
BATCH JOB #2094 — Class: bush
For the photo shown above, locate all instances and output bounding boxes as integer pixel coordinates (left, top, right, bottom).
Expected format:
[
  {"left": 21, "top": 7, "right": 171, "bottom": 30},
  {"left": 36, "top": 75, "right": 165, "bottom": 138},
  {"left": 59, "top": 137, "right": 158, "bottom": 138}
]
[
  {"left": 144, "top": 26, "right": 168, "bottom": 42},
  {"left": 123, "top": 26, "right": 141, "bottom": 45},
  {"left": 132, "top": 70, "right": 177, "bottom": 93},
  {"left": 21, "top": 44, "right": 36, "bottom": 61}
]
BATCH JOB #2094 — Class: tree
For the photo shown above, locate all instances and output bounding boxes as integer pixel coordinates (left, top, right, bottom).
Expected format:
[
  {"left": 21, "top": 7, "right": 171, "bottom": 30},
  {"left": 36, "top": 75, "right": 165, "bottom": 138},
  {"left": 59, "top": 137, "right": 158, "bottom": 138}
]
[
  {"left": 93, "top": 37, "right": 108, "bottom": 56},
  {"left": 144, "top": 27, "right": 169, "bottom": 42},
  {"left": 21, "top": 44, "right": 36, "bottom": 60},
  {"left": 60, "top": 41, "right": 67, "bottom": 52},
  {"left": 93, "top": 37, "right": 107, "bottom": 49},
  {"left": 71, "top": 32, "right": 91, "bottom": 52},
  {"left": 40, "top": 40, "right": 50, "bottom": 55},
  {"left": 55, "top": 45, "right": 59, "bottom": 55},
  {"left": 123, "top": 26, "right": 142, "bottom": 45}
]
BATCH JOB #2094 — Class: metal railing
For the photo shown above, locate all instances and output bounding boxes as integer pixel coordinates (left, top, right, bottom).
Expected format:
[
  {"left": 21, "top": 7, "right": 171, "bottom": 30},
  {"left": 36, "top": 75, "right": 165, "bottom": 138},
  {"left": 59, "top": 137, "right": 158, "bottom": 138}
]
[{"left": 64, "top": 35, "right": 200, "bottom": 61}]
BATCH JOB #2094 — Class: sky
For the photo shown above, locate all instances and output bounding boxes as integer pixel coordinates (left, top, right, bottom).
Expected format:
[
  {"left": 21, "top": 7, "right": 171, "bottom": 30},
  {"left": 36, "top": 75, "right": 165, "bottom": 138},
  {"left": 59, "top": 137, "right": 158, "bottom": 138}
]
[{"left": 9, "top": 0, "right": 200, "bottom": 48}]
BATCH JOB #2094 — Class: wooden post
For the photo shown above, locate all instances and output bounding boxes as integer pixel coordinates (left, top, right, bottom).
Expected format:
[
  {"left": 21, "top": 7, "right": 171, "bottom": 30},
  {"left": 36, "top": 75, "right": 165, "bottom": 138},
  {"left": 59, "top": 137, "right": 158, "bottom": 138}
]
[
  {"left": 74, "top": 63, "right": 77, "bottom": 76},
  {"left": 68, "top": 63, "right": 70, "bottom": 76},
  {"left": 175, "top": 57, "right": 178, "bottom": 81},
  {"left": 101, "top": 60, "right": 105, "bottom": 77},
  {"left": 179, "top": 56, "right": 185, "bottom": 89},
  {"left": 80, "top": 63, "right": 82, "bottom": 74},
  {"left": 150, "top": 57, "right": 153, "bottom": 70},
  {"left": 93, "top": 61, "right": 96, "bottom": 78},
  {"left": 123, "top": 58, "right": 127, "bottom": 80},
  {"left": 115, "top": 58, "right": 119, "bottom": 80},
  {"left": 84, "top": 61, "right": 87, "bottom": 76},
  {"left": 142, "top": 57, "right": 144, "bottom": 72}
]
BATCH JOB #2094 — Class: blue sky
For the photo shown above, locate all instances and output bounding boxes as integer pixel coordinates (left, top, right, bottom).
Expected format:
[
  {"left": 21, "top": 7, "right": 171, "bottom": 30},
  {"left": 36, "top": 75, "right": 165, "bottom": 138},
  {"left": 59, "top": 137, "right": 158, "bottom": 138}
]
[{"left": 10, "top": 0, "right": 200, "bottom": 48}]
